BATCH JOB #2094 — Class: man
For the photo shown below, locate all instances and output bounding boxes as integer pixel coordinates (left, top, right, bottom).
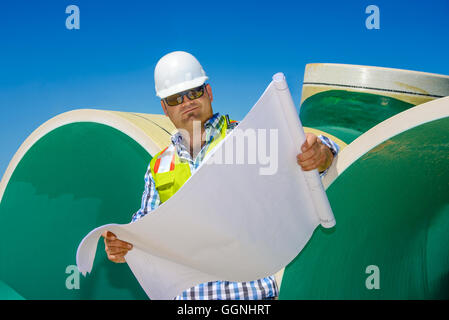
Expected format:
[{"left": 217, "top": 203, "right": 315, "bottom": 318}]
[{"left": 102, "top": 51, "right": 339, "bottom": 300}]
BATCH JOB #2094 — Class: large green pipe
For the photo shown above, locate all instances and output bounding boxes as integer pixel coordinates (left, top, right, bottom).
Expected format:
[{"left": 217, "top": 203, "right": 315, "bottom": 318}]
[
  {"left": 280, "top": 97, "right": 449, "bottom": 299},
  {"left": 0, "top": 110, "right": 174, "bottom": 299},
  {"left": 300, "top": 64, "right": 449, "bottom": 144}
]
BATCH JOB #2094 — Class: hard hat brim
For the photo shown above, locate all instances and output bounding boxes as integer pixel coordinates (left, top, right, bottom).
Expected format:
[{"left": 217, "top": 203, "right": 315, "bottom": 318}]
[{"left": 156, "top": 76, "right": 209, "bottom": 99}]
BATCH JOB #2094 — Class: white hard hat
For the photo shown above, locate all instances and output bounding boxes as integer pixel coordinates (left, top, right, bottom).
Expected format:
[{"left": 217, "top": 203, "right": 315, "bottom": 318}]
[{"left": 154, "top": 51, "right": 208, "bottom": 98}]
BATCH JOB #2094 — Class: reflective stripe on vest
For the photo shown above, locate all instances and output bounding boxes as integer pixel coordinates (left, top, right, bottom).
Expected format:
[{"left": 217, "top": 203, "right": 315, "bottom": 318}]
[
  {"left": 153, "top": 146, "right": 175, "bottom": 174},
  {"left": 150, "top": 115, "right": 232, "bottom": 203}
]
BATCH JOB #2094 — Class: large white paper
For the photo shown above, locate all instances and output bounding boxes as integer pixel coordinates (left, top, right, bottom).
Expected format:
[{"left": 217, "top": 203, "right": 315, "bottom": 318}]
[{"left": 76, "top": 73, "right": 335, "bottom": 300}]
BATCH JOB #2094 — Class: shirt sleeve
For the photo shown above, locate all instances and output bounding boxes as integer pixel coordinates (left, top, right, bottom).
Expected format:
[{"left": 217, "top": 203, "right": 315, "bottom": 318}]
[
  {"left": 131, "top": 163, "right": 161, "bottom": 222},
  {"left": 317, "top": 135, "right": 340, "bottom": 178}
]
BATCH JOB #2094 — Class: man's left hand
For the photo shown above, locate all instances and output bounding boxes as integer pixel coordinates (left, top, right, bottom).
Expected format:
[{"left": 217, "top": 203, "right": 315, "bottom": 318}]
[{"left": 296, "top": 133, "right": 333, "bottom": 173}]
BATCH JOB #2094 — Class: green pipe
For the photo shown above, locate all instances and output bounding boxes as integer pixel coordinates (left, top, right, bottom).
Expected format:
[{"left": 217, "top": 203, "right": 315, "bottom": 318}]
[
  {"left": 0, "top": 122, "right": 151, "bottom": 299},
  {"left": 280, "top": 116, "right": 449, "bottom": 299},
  {"left": 300, "top": 90, "right": 414, "bottom": 144}
]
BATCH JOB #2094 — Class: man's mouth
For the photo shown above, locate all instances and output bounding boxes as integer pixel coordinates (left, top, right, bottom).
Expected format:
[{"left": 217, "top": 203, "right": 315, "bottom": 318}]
[{"left": 182, "top": 106, "right": 199, "bottom": 115}]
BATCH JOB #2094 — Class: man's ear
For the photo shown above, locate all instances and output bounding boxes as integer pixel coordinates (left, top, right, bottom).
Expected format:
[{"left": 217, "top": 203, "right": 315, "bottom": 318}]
[
  {"left": 206, "top": 84, "right": 213, "bottom": 103},
  {"left": 160, "top": 100, "right": 168, "bottom": 116}
]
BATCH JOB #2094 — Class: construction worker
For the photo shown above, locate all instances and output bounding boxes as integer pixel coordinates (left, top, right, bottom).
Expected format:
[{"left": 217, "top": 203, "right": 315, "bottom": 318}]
[{"left": 102, "top": 51, "right": 340, "bottom": 300}]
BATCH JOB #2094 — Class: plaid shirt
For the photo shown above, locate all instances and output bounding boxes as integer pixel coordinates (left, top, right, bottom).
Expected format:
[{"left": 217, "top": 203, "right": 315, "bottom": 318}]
[{"left": 131, "top": 113, "right": 339, "bottom": 300}]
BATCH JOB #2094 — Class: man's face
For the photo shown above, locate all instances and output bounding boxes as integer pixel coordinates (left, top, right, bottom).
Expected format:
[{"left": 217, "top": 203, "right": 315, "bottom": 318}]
[{"left": 161, "top": 84, "right": 214, "bottom": 133}]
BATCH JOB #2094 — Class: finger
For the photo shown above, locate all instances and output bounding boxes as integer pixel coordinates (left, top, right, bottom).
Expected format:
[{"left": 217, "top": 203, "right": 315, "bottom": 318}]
[
  {"left": 106, "top": 246, "right": 129, "bottom": 254},
  {"left": 298, "top": 139, "right": 322, "bottom": 160},
  {"left": 297, "top": 148, "right": 316, "bottom": 162},
  {"left": 297, "top": 154, "right": 321, "bottom": 170},
  {"left": 301, "top": 133, "right": 317, "bottom": 152},
  {"left": 298, "top": 160, "right": 318, "bottom": 171},
  {"left": 300, "top": 140, "right": 324, "bottom": 162},
  {"left": 107, "top": 249, "right": 129, "bottom": 259},
  {"left": 102, "top": 231, "right": 115, "bottom": 240},
  {"left": 108, "top": 254, "right": 126, "bottom": 263},
  {"left": 300, "top": 163, "right": 318, "bottom": 171},
  {"left": 311, "top": 151, "right": 328, "bottom": 171},
  {"left": 106, "top": 239, "right": 133, "bottom": 250},
  {"left": 102, "top": 231, "right": 117, "bottom": 241},
  {"left": 107, "top": 247, "right": 129, "bottom": 256}
]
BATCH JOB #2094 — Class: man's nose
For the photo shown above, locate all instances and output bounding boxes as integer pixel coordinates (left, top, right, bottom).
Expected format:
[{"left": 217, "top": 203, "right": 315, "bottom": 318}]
[{"left": 180, "top": 94, "right": 193, "bottom": 106}]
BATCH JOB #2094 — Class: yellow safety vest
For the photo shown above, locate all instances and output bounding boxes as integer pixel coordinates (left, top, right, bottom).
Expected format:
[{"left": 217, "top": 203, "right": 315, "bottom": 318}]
[{"left": 150, "top": 115, "right": 236, "bottom": 203}]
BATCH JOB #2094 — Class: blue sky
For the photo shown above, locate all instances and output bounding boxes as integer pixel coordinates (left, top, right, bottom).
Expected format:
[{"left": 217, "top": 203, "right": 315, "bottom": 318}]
[{"left": 1, "top": 0, "right": 448, "bottom": 177}]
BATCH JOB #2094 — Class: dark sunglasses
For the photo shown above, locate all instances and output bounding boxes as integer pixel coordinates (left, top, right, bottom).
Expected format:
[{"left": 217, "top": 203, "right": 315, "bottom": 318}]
[{"left": 163, "top": 84, "right": 206, "bottom": 107}]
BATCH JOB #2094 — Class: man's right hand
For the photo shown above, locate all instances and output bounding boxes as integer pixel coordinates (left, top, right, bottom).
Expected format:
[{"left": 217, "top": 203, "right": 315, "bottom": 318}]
[{"left": 102, "top": 231, "right": 133, "bottom": 263}]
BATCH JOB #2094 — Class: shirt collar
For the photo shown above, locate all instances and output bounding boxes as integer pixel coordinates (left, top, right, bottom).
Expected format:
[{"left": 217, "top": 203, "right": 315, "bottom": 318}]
[
  {"left": 170, "top": 112, "right": 222, "bottom": 146},
  {"left": 204, "top": 112, "right": 222, "bottom": 129}
]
